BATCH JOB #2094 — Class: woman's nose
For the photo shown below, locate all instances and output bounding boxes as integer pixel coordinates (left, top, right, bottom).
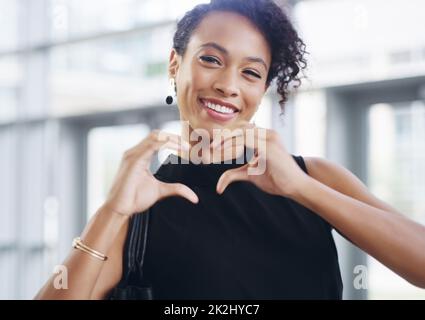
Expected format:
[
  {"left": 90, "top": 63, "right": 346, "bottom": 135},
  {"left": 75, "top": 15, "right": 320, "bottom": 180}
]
[{"left": 213, "top": 70, "right": 240, "bottom": 98}]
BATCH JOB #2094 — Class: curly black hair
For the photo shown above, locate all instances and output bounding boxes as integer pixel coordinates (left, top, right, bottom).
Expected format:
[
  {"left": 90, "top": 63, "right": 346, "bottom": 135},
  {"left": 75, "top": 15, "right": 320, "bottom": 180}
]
[{"left": 172, "top": 0, "right": 308, "bottom": 114}]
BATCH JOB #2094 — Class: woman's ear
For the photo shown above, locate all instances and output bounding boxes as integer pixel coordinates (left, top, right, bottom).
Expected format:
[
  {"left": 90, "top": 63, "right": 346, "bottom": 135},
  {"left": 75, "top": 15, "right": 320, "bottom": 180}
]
[{"left": 168, "top": 48, "right": 180, "bottom": 79}]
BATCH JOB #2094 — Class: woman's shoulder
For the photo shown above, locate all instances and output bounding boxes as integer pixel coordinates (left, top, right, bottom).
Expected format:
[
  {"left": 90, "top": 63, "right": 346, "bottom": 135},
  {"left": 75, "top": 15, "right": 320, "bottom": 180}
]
[
  {"left": 301, "top": 155, "right": 356, "bottom": 189},
  {"left": 301, "top": 156, "right": 401, "bottom": 216},
  {"left": 302, "top": 156, "right": 355, "bottom": 188}
]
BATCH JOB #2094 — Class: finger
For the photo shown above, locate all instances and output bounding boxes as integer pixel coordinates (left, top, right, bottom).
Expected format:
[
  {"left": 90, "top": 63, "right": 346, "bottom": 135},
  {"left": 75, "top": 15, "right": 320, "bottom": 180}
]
[
  {"left": 216, "top": 165, "right": 249, "bottom": 194},
  {"left": 215, "top": 131, "right": 267, "bottom": 161},
  {"left": 157, "top": 131, "right": 191, "bottom": 150},
  {"left": 210, "top": 123, "right": 253, "bottom": 149},
  {"left": 156, "top": 139, "right": 185, "bottom": 151},
  {"left": 248, "top": 153, "right": 260, "bottom": 166},
  {"left": 214, "top": 124, "right": 266, "bottom": 150},
  {"left": 211, "top": 139, "right": 246, "bottom": 163},
  {"left": 211, "top": 127, "right": 248, "bottom": 149},
  {"left": 133, "top": 133, "right": 190, "bottom": 163},
  {"left": 125, "top": 131, "right": 189, "bottom": 158},
  {"left": 215, "top": 148, "right": 264, "bottom": 180},
  {"left": 140, "top": 140, "right": 183, "bottom": 161},
  {"left": 160, "top": 182, "right": 199, "bottom": 204}
]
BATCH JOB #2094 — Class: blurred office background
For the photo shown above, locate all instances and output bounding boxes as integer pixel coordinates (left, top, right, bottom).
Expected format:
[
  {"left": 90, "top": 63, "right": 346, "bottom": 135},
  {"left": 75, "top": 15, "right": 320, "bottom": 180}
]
[{"left": 0, "top": 0, "right": 424, "bottom": 299}]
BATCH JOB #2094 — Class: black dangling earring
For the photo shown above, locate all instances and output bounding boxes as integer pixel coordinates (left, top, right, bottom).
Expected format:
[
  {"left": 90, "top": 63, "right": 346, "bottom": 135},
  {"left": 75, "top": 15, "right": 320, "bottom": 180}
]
[
  {"left": 166, "top": 95, "right": 173, "bottom": 105},
  {"left": 165, "top": 78, "right": 176, "bottom": 105}
]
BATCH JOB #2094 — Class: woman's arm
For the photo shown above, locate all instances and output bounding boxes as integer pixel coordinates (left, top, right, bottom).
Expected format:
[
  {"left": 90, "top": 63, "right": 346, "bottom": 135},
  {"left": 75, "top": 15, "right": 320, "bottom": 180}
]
[
  {"left": 291, "top": 157, "right": 425, "bottom": 288},
  {"left": 213, "top": 126, "right": 425, "bottom": 287},
  {"left": 34, "top": 205, "right": 129, "bottom": 299},
  {"left": 34, "top": 131, "right": 197, "bottom": 300}
]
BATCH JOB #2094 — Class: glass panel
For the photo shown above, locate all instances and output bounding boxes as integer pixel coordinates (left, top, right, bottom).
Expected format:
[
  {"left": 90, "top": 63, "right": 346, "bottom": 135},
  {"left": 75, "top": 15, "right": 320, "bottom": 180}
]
[
  {"left": 294, "top": 0, "right": 425, "bottom": 86},
  {"left": 49, "top": 0, "right": 137, "bottom": 41},
  {"left": 0, "top": 251, "right": 18, "bottom": 299},
  {"left": 0, "top": 0, "right": 19, "bottom": 51},
  {"left": 48, "top": 0, "right": 209, "bottom": 41},
  {"left": 294, "top": 90, "right": 327, "bottom": 157},
  {"left": 0, "top": 128, "right": 17, "bottom": 244},
  {"left": 0, "top": 57, "right": 22, "bottom": 123},
  {"left": 21, "top": 249, "right": 45, "bottom": 299},
  {"left": 135, "top": 0, "right": 210, "bottom": 24},
  {"left": 87, "top": 124, "right": 150, "bottom": 220},
  {"left": 49, "top": 25, "right": 174, "bottom": 116},
  {"left": 367, "top": 101, "right": 425, "bottom": 299},
  {"left": 252, "top": 95, "right": 272, "bottom": 129},
  {"left": 19, "top": 124, "right": 46, "bottom": 246}
]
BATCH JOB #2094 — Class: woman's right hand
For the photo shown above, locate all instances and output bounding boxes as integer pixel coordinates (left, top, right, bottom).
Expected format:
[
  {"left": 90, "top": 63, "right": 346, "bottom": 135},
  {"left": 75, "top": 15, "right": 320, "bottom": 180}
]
[{"left": 103, "top": 130, "right": 198, "bottom": 216}]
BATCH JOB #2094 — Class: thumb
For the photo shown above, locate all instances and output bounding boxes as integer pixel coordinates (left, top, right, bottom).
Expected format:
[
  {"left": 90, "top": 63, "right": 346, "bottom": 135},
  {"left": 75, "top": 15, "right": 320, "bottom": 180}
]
[
  {"left": 216, "top": 165, "right": 248, "bottom": 194},
  {"left": 160, "top": 182, "right": 199, "bottom": 204}
]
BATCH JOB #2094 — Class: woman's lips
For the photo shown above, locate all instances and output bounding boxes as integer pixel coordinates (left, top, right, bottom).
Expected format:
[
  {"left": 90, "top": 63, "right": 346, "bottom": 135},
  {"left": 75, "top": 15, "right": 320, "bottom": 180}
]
[{"left": 198, "top": 98, "right": 239, "bottom": 122}]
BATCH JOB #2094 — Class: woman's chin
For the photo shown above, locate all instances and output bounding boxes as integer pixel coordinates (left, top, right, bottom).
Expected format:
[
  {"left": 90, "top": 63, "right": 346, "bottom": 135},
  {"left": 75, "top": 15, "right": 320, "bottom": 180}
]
[
  {"left": 199, "top": 122, "right": 232, "bottom": 136},
  {"left": 188, "top": 113, "right": 244, "bottom": 138}
]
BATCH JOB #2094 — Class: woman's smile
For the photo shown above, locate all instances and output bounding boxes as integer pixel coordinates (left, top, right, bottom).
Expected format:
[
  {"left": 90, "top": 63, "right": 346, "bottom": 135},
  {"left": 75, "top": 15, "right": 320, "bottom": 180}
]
[{"left": 198, "top": 97, "right": 239, "bottom": 122}]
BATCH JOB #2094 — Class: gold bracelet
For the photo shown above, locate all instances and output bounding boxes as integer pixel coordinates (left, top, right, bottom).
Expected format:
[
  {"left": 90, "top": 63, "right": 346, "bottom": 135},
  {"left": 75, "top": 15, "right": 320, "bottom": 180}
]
[{"left": 72, "top": 237, "right": 107, "bottom": 261}]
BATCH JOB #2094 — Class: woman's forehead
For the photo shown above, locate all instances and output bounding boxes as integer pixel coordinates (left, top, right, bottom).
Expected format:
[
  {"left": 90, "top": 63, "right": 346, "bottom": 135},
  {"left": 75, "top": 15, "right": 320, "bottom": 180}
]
[{"left": 187, "top": 11, "right": 271, "bottom": 64}]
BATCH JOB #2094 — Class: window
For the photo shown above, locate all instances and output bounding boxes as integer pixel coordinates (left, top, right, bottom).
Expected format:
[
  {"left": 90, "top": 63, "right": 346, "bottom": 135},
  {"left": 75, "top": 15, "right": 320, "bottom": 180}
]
[
  {"left": 48, "top": 0, "right": 209, "bottom": 41},
  {"left": 49, "top": 26, "right": 174, "bottom": 116},
  {"left": 87, "top": 124, "right": 150, "bottom": 220},
  {"left": 367, "top": 101, "right": 425, "bottom": 299},
  {"left": 0, "top": 0, "right": 19, "bottom": 51},
  {"left": 0, "top": 127, "right": 17, "bottom": 298},
  {"left": 0, "top": 57, "right": 22, "bottom": 123}
]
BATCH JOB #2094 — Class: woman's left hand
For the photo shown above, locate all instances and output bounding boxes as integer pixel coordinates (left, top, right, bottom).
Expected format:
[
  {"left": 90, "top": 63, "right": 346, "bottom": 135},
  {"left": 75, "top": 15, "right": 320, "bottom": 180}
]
[{"left": 214, "top": 123, "right": 309, "bottom": 197}]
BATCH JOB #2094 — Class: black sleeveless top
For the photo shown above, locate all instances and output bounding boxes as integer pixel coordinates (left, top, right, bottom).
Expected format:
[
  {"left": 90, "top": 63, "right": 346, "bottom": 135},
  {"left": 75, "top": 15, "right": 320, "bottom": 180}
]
[{"left": 122, "top": 149, "right": 343, "bottom": 299}]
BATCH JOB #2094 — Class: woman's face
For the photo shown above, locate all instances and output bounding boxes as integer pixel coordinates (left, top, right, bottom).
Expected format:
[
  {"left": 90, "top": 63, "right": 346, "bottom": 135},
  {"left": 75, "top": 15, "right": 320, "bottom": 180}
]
[{"left": 169, "top": 11, "right": 271, "bottom": 136}]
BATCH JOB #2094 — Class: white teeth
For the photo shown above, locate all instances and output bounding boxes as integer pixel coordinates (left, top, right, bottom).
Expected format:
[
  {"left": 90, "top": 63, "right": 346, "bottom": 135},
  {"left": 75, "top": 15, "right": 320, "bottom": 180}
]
[{"left": 205, "top": 101, "right": 235, "bottom": 114}]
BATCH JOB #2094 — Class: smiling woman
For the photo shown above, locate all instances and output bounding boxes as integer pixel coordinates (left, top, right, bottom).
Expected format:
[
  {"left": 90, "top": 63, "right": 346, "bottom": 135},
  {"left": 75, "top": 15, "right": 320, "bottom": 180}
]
[
  {"left": 170, "top": 1, "right": 307, "bottom": 139},
  {"left": 171, "top": 11, "right": 272, "bottom": 133},
  {"left": 34, "top": 0, "right": 425, "bottom": 301}
]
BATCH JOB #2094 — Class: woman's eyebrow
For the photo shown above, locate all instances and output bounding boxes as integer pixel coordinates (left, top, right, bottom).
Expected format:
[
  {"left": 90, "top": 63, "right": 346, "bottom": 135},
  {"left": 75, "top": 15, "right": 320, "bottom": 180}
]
[
  {"left": 199, "top": 42, "right": 228, "bottom": 55},
  {"left": 244, "top": 57, "right": 268, "bottom": 71},
  {"left": 198, "top": 42, "right": 268, "bottom": 71}
]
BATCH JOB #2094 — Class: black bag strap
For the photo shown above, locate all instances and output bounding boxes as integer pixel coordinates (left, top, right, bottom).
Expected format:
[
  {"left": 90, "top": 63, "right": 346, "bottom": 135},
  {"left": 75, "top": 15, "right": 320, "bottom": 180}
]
[
  {"left": 108, "top": 210, "right": 152, "bottom": 299},
  {"left": 123, "top": 210, "right": 150, "bottom": 285}
]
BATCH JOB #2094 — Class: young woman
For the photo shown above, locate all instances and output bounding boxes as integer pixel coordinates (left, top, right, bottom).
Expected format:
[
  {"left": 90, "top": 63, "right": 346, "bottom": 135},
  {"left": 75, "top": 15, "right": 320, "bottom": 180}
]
[{"left": 35, "top": 0, "right": 425, "bottom": 299}]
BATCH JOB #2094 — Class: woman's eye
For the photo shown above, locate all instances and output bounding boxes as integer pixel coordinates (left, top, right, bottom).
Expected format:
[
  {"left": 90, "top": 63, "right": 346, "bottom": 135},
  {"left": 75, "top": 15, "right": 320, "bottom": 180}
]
[
  {"left": 199, "top": 56, "right": 221, "bottom": 65},
  {"left": 244, "top": 70, "right": 261, "bottom": 79}
]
